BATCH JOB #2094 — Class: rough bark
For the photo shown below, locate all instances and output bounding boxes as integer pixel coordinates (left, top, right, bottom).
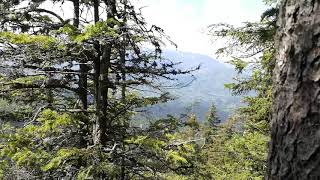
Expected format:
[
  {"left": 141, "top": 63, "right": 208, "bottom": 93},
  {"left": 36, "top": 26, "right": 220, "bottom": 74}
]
[
  {"left": 92, "top": 0, "right": 103, "bottom": 145},
  {"left": 94, "top": 44, "right": 111, "bottom": 145},
  {"left": 267, "top": 0, "right": 320, "bottom": 179},
  {"left": 93, "top": 0, "right": 117, "bottom": 145}
]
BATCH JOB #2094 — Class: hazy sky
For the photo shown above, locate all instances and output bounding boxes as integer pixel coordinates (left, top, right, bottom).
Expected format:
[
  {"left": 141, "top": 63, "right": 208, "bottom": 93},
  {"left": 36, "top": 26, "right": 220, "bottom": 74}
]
[
  {"left": 37, "top": 0, "right": 269, "bottom": 58},
  {"left": 135, "top": 0, "right": 269, "bottom": 58}
]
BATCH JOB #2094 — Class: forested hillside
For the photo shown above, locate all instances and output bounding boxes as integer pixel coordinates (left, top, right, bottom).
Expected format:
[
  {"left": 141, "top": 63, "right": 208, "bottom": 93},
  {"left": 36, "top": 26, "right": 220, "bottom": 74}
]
[
  {"left": 0, "top": 0, "right": 319, "bottom": 179},
  {"left": 143, "top": 51, "right": 241, "bottom": 121}
]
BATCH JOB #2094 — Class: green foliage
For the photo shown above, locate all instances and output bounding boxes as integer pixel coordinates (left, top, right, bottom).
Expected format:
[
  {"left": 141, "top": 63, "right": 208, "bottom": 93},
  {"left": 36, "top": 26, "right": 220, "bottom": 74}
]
[
  {"left": 0, "top": 32, "right": 57, "bottom": 48},
  {"left": 205, "top": 101, "right": 220, "bottom": 128},
  {"left": 204, "top": 124, "right": 269, "bottom": 179},
  {"left": 0, "top": 98, "right": 33, "bottom": 121},
  {"left": 185, "top": 113, "right": 200, "bottom": 129},
  {"left": 42, "top": 148, "right": 80, "bottom": 171},
  {"left": 0, "top": 110, "right": 76, "bottom": 178},
  {"left": 0, "top": 108, "right": 201, "bottom": 179},
  {"left": 229, "top": 58, "right": 249, "bottom": 73},
  {"left": 202, "top": 1, "right": 279, "bottom": 179},
  {"left": 56, "top": 24, "right": 78, "bottom": 37},
  {"left": 0, "top": 0, "right": 279, "bottom": 179},
  {"left": 10, "top": 76, "right": 47, "bottom": 86},
  {"left": 166, "top": 150, "right": 188, "bottom": 164},
  {"left": 73, "top": 21, "right": 120, "bottom": 43}
]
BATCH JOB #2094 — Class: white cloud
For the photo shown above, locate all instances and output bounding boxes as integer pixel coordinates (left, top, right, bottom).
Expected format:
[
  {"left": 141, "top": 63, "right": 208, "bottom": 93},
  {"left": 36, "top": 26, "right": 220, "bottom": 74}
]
[{"left": 134, "top": 0, "right": 268, "bottom": 58}]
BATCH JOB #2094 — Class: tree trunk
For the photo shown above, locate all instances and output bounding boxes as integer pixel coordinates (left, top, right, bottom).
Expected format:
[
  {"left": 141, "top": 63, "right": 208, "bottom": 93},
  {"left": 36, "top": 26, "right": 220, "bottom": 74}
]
[
  {"left": 73, "top": 0, "right": 88, "bottom": 111},
  {"left": 93, "top": 0, "right": 117, "bottom": 146},
  {"left": 267, "top": 0, "right": 320, "bottom": 179},
  {"left": 73, "top": 0, "right": 80, "bottom": 28}
]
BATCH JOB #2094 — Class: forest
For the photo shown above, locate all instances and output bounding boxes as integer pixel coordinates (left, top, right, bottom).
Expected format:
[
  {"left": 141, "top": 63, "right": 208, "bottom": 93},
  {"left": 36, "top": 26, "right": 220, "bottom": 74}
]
[{"left": 0, "top": 0, "right": 319, "bottom": 179}]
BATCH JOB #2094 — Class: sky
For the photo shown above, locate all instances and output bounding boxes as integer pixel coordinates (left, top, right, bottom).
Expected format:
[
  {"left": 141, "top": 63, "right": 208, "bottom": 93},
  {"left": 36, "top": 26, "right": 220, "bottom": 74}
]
[
  {"left": 134, "top": 0, "right": 269, "bottom": 58},
  {"left": 35, "top": 0, "right": 269, "bottom": 59}
]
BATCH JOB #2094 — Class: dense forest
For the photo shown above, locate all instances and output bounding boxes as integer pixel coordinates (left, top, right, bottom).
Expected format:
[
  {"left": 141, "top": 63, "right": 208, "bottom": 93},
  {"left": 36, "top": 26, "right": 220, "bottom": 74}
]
[{"left": 0, "top": 0, "right": 319, "bottom": 179}]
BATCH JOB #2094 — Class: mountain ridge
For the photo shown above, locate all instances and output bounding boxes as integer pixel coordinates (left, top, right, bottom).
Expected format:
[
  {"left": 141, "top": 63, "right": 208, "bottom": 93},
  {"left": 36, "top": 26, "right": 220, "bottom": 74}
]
[{"left": 141, "top": 50, "right": 241, "bottom": 121}]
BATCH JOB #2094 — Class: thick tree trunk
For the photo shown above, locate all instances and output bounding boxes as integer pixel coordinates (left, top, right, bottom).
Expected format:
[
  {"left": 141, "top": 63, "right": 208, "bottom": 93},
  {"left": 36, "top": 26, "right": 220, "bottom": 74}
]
[
  {"left": 93, "top": 0, "right": 117, "bottom": 145},
  {"left": 94, "top": 44, "right": 111, "bottom": 145},
  {"left": 267, "top": 0, "right": 320, "bottom": 179}
]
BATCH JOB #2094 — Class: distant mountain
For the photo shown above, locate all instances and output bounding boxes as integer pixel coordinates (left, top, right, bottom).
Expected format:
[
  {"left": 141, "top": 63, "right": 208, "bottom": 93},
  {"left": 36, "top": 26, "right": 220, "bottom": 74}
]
[{"left": 140, "top": 50, "right": 242, "bottom": 122}]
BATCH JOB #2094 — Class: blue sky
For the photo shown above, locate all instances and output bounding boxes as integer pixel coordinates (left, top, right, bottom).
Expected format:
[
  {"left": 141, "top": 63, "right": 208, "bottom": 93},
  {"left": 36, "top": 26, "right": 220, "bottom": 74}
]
[{"left": 135, "top": 0, "right": 269, "bottom": 58}]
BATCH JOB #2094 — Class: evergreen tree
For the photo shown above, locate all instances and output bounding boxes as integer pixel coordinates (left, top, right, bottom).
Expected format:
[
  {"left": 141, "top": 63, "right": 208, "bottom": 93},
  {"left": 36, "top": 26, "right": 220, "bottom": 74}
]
[
  {"left": 0, "top": 0, "right": 198, "bottom": 178},
  {"left": 202, "top": 0, "right": 279, "bottom": 178},
  {"left": 205, "top": 101, "right": 220, "bottom": 127},
  {"left": 267, "top": 0, "right": 320, "bottom": 178}
]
